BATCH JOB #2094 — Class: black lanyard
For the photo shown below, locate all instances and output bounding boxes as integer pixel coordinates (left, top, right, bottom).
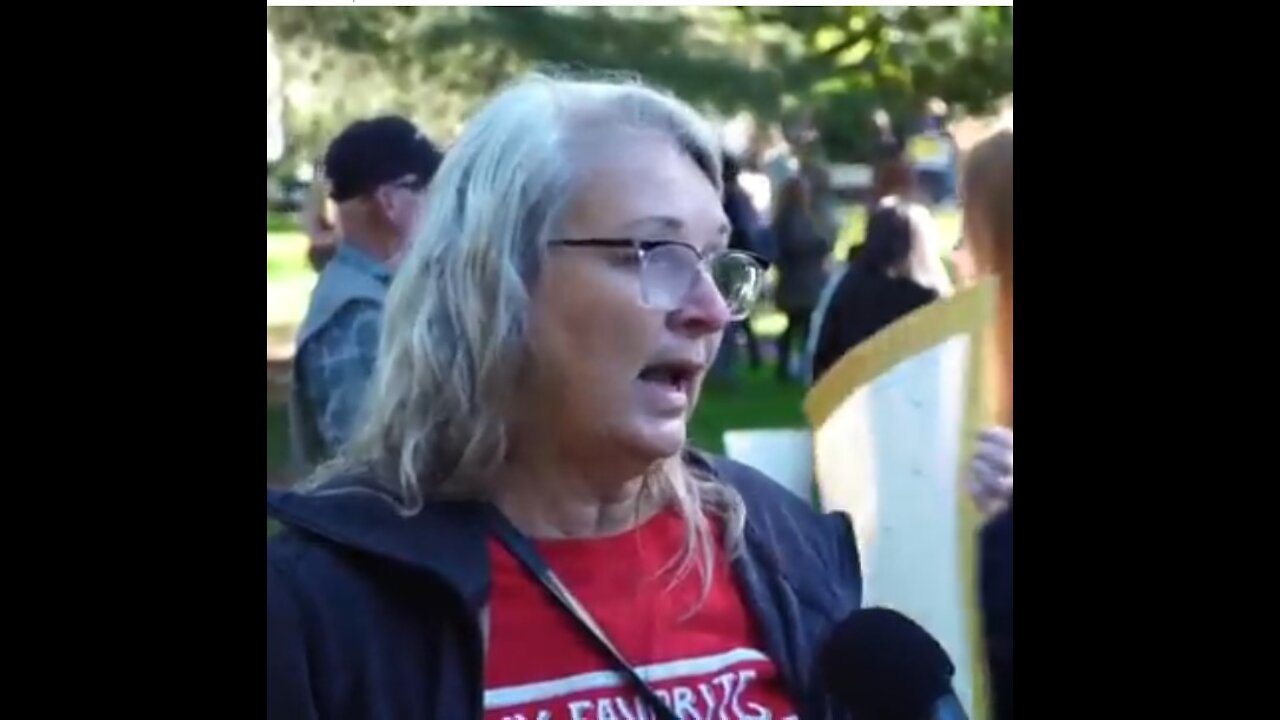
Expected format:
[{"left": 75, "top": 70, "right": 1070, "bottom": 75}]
[{"left": 486, "top": 507, "right": 680, "bottom": 720}]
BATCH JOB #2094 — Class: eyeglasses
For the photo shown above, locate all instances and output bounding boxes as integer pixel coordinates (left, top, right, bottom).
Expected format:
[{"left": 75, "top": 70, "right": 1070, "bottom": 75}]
[{"left": 547, "top": 238, "right": 769, "bottom": 321}]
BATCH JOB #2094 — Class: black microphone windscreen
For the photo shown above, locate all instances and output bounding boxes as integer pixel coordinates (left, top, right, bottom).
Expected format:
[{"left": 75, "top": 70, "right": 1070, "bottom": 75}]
[{"left": 818, "top": 607, "right": 956, "bottom": 720}]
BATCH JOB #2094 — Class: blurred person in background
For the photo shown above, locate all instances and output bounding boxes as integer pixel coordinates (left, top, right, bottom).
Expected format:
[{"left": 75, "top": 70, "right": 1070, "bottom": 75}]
[
  {"left": 301, "top": 160, "right": 339, "bottom": 272},
  {"left": 804, "top": 135, "right": 951, "bottom": 384},
  {"left": 809, "top": 198, "right": 950, "bottom": 382},
  {"left": 871, "top": 107, "right": 899, "bottom": 164},
  {"left": 760, "top": 125, "right": 796, "bottom": 221},
  {"left": 771, "top": 174, "right": 832, "bottom": 382},
  {"left": 267, "top": 73, "right": 861, "bottom": 720},
  {"left": 288, "top": 115, "right": 443, "bottom": 470},
  {"left": 870, "top": 142, "right": 951, "bottom": 289},
  {"left": 711, "top": 152, "right": 770, "bottom": 381},
  {"left": 800, "top": 117, "right": 916, "bottom": 385},
  {"left": 803, "top": 160, "right": 841, "bottom": 254},
  {"left": 870, "top": 147, "right": 918, "bottom": 210},
  {"left": 955, "top": 125, "right": 1013, "bottom": 720},
  {"left": 906, "top": 98, "right": 959, "bottom": 206}
]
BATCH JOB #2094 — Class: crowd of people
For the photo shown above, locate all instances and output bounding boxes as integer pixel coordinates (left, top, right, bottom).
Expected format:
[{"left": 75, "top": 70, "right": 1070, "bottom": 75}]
[{"left": 268, "top": 73, "right": 1012, "bottom": 720}]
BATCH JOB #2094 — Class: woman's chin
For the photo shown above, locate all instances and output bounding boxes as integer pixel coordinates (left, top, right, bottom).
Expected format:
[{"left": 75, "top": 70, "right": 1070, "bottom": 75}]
[{"left": 623, "top": 417, "right": 688, "bottom": 461}]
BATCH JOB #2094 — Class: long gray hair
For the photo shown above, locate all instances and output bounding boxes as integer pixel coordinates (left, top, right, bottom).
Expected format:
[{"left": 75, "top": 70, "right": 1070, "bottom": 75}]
[{"left": 314, "top": 71, "right": 747, "bottom": 601}]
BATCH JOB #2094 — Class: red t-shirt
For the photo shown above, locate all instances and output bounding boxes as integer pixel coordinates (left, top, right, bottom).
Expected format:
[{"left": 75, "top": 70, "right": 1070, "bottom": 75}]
[{"left": 484, "top": 509, "right": 799, "bottom": 720}]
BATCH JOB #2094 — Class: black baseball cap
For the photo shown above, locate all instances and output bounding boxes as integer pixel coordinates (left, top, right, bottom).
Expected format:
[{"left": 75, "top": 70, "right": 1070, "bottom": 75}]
[{"left": 324, "top": 115, "right": 443, "bottom": 202}]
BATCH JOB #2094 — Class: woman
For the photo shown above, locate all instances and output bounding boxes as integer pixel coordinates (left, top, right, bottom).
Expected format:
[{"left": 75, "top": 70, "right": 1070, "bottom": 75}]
[
  {"left": 267, "top": 73, "right": 862, "bottom": 720},
  {"left": 869, "top": 147, "right": 915, "bottom": 210},
  {"left": 956, "top": 126, "right": 1013, "bottom": 720},
  {"left": 771, "top": 175, "right": 832, "bottom": 381},
  {"left": 809, "top": 198, "right": 951, "bottom": 383},
  {"left": 799, "top": 144, "right": 919, "bottom": 385}
]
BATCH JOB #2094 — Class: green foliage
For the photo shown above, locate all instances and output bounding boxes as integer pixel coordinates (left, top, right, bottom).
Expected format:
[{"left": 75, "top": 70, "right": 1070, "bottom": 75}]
[
  {"left": 736, "top": 6, "right": 1013, "bottom": 159},
  {"left": 267, "top": 6, "right": 1011, "bottom": 166},
  {"left": 413, "top": 7, "right": 788, "bottom": 114},
  {"left": 268, "top": 7, "right": 504, "bottom": 172}
]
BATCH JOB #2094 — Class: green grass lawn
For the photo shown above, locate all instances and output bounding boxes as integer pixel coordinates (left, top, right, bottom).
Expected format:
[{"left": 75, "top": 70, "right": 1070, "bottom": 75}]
[{"left": 267, "top": 232, "right": 315, "bottom": 333}]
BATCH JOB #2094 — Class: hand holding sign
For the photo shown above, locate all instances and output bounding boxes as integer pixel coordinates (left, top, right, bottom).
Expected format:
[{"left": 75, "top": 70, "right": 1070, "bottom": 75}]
[{"left": 966, "top": 426, "right": 1012, "bottom": 520}]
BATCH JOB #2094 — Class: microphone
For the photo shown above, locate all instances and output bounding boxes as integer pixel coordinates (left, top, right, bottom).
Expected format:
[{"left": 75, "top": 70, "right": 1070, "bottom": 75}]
[{"left": 818, "top": 607, "right": 968, "bottom": 720}]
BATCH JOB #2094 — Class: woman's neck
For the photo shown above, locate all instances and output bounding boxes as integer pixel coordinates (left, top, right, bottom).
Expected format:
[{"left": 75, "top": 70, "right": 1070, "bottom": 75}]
[{"left": 491, "top": 462, "right": 658, "bottom": 540}]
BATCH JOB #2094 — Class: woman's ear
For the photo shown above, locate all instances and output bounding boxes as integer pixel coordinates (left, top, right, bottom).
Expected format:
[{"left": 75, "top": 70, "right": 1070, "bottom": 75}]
[{"left": 374, "top": 185, "right": 399, "bottom": 219}]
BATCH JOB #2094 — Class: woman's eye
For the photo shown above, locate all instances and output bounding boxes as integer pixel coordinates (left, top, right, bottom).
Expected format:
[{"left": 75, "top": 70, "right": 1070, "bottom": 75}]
[{"left": 608, "top": 250, "right": 642, "bottom": 268}]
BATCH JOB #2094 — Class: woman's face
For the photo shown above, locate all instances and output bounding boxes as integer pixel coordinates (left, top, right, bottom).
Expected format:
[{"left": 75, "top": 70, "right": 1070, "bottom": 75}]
[{"left": 520, "top": 134, "right": 732, "bottom": 470}]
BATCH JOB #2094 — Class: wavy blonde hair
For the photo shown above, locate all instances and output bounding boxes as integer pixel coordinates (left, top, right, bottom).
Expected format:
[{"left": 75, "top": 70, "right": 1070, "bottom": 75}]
[{"left": 311, "top": 71, "right": 746, "bottom": 600}]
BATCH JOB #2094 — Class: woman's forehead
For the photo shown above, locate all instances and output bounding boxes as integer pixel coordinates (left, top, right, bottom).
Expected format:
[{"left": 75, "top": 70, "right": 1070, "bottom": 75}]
[{"left": 563, "top": 139, "right": 726, "bottom": 239}]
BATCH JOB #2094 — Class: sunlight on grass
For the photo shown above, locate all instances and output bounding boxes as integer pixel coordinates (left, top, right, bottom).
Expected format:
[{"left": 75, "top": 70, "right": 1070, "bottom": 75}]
[
  {"left": 267, "top": 232, "right": 316, "bottom": 340},
  {"left": 267, "top": 233, "right": 311, "bottom": 278},
  {"left": 267, "top": 275, "right": 317, "bottom": 329},
  {"left": 751, "top": 311, "right": 787, "bottom": 338}
]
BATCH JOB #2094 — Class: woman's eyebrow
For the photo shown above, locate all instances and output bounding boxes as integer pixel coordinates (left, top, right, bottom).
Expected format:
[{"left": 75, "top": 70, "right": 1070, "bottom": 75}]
[{"left": 618, "top": 215, "right": 685, "bottom": 236}]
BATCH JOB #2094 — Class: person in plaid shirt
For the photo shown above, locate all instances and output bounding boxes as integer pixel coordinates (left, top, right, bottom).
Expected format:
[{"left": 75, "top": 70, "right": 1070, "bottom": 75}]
[{"left": 289, "top": 116, "right": 442, "bottom": 469}]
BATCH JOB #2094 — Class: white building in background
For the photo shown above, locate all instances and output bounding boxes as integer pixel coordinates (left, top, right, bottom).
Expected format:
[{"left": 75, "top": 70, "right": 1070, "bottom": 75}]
[{"left": 267, "top": 31, "right": 284, "bottom": 164}]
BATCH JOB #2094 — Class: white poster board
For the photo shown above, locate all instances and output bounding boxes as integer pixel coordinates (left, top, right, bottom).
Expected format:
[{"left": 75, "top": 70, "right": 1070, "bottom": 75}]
[
  {"left": 722, "top": 428, "right": 813, "bottom": 502},
  {"left": 805, "top": 279, "right": 997, "bottom": 720}
]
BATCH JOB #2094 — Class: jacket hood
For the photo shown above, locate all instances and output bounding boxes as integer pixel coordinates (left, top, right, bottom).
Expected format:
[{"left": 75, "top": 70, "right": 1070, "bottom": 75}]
[{"left": 268, "top": 476, "right": 492, "bottom": 606}]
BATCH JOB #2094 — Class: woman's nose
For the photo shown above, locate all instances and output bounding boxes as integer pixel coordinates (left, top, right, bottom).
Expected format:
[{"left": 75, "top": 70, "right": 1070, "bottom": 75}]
[{"left": 669, "top": 268, "right": 732, "bottom": 336}]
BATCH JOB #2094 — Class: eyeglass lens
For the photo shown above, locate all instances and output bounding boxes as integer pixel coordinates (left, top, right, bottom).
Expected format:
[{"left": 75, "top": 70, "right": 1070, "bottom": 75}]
[{"left": 640, "top": 244, "right": 762, "bottom": 319}]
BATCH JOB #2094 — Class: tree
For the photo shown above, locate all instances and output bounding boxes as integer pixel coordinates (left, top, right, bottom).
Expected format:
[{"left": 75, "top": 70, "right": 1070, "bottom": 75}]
[
  {"left": 267, "top": 6, "right": 1012, "bottom": 165},
  {"left": 267, "top": 7, "right": 785, "bottom": 128},
  {"left": 734, "top": 6, "right": 1013, "bottom": 159}
]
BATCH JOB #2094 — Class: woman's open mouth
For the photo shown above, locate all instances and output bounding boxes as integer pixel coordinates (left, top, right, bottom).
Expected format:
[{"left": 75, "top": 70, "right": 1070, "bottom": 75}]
[{"left": 636, "top": 360, "right": 703, "bottom": 412}]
